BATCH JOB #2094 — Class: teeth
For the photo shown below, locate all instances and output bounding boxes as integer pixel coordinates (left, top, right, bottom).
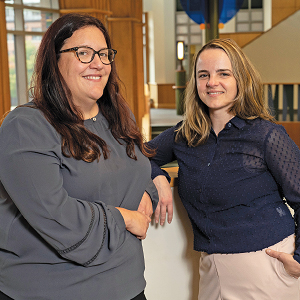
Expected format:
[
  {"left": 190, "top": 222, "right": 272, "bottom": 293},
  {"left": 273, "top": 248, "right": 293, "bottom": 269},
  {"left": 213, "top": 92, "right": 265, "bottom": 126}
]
[
  {"left": 208, "top": 92, "right": 223, "bottom": 95},
  {"left": 84, "top": 76, "right": 101, "bottom": 80}
]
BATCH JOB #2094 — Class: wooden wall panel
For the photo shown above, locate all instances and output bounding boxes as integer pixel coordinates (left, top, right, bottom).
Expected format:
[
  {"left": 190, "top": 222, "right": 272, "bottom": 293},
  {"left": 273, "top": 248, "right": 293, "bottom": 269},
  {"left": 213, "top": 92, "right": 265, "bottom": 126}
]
[
  {"left": 272, "top": 0, "right": 300, "bottom": 26},
  {"left": 149, "top": 83, "right": 176, "bottom": 109},
  {"left": 277, "top": 122, "right": 300, "bottom": 149},
  {"left": 108, "top": 0, "right": 145, "bottom": 128},
  {"left": 109, "top": 20, "right": 135, "bottom": 107},
  {"left": 219, "top": 32, "right": 263, "bottom": 48},
  {"left": 59, "top": 1, "right": 112, "bottom": 24}
]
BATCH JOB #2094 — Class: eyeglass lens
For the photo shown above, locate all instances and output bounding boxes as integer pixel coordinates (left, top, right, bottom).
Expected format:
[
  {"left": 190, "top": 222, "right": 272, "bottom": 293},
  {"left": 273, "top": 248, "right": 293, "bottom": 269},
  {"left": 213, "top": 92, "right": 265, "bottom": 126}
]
[{"left": 77, "top": 48, "right": 115, "bottom": 64}]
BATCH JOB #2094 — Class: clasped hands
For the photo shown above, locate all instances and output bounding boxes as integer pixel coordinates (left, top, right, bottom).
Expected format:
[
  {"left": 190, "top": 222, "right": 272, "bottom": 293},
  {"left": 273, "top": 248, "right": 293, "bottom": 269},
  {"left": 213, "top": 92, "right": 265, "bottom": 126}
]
[
  {"left": 137, "top": 175, "right": 174, "bottom": 227},
  {"left": 116, "top": 192, "right": 152, "bottom": 240},
  {"left": 117, "top": 175, "right": 174, "bottom": 240},
  {"left": 130, "top": 175, "right": 174, "bottom": 239}
]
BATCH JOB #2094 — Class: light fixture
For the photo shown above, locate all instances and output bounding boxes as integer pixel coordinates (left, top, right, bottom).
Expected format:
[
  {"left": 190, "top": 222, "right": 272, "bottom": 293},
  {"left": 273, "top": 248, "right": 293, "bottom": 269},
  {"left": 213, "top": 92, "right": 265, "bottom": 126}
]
[
  {"left": 174, "top": 41, "right": 186, "bottom": 114},
  {"left": 177, "top": 41, "right": 185, "bottom": 61}
]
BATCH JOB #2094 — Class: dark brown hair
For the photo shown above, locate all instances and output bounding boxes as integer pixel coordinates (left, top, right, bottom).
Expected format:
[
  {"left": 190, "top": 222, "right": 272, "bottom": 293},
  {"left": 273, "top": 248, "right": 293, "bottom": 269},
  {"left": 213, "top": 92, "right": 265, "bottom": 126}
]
[{"left": 30, "top": 13, "right": 153, "bottom": 162}]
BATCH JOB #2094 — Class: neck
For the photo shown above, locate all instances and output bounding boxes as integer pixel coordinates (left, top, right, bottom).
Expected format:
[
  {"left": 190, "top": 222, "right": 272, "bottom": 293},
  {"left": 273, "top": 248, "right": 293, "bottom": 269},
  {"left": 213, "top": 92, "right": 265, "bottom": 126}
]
[
  {"left": 80, "top": 103, "right": 99, "bottom": 120},
  {"left": 210, "top": 110, "right": 235, "bottom": 136}
]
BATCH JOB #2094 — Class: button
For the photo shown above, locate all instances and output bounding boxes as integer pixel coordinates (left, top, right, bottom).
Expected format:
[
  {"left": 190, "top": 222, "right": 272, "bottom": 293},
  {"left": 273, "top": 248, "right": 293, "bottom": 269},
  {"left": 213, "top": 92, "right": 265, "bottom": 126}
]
[
  {"left": 92, "top": 117, "right": 97, "bottom": 122},
  {"left": 208, "top": 163, "right": 210, "bottom": 166},
  {"left": 228, "top": 123, "right": 232, "bottom": 127}
]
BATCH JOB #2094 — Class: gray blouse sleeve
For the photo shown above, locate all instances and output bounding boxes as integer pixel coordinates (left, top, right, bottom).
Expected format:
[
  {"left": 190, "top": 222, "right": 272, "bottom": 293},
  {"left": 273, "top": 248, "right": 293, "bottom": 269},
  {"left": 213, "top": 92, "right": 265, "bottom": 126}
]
[
  {"left": 144, "top": 178, "right": 159, "bottom": 211},
  {"left": 0, "top": 110, "right": 127, "bottom": 266}
]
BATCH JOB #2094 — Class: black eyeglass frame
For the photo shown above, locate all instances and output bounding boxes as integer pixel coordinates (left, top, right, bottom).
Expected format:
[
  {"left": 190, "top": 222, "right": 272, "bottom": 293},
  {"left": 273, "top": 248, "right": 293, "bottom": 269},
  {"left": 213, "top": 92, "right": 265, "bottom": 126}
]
[{"left": 59, "top": 46, "right": 117, "bottom": 65}]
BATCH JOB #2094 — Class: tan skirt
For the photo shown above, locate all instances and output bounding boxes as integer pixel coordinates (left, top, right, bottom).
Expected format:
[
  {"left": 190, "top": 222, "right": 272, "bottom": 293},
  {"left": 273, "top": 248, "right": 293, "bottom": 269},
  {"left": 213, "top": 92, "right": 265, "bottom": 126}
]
[{"left": 198, "top": 234, "right": 300, "bottom": 300}]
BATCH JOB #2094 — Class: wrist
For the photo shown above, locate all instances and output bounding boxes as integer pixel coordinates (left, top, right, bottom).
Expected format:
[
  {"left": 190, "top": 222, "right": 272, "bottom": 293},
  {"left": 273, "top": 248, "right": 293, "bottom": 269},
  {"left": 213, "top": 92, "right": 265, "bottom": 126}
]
[{"left": 116, "top": 207, "right": 133, "bottom": 229}]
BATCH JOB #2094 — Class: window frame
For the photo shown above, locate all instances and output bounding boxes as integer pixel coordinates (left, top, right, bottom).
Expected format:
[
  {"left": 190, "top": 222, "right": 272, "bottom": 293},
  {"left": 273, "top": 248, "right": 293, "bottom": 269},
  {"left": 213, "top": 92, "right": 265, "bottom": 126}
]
[{"left": 5, "top": 1, "right": 59, "bottom": 107}]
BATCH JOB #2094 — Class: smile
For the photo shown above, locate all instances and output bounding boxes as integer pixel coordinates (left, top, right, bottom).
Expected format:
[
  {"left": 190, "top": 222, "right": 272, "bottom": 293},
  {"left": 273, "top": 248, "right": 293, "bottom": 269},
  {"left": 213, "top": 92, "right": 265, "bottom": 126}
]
[
  {"left": 83, "top": 76, "right": 101, "bottom": 80},
  {"left": 208, "top": 92, "right": 223, "bottom": 95}
]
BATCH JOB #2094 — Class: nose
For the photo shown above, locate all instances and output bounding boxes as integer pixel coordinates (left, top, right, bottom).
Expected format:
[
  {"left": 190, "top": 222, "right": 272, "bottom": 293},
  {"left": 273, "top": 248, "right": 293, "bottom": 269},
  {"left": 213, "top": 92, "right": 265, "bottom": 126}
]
[
  {"left": 89, "top": 53, "right": 104, "bottom": 69},
  {"left": 206, "top": 75, "right": 218, "bottom": 87}
]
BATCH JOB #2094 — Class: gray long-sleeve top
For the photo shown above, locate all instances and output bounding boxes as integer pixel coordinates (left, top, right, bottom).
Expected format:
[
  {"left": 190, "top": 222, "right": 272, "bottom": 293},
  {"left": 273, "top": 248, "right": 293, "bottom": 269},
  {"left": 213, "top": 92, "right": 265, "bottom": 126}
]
[{"left": 0, "top": 105, "right": 158, "bottom": 300}]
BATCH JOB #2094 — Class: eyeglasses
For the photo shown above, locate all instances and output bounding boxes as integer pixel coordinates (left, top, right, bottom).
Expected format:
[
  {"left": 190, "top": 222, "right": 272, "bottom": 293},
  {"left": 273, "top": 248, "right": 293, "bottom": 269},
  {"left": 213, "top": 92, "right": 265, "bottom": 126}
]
[{"left": 59, "top": 46, "right": 117, "bottom": 65}]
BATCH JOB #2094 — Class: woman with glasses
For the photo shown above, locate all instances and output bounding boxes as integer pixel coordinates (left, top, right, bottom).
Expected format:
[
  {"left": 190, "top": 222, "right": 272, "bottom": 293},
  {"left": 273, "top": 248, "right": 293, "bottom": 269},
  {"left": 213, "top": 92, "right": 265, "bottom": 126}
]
[
  {"left": 0, "top": 13, "right": 157, "bottom": 300},
  {"left": 149, "top": 38, "right": 300, "bottom": 299}
]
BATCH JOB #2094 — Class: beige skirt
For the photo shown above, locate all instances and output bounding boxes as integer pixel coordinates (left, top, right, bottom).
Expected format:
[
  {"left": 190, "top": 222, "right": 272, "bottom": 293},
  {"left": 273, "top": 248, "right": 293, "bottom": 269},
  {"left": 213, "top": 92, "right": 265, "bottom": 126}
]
[{"left": 198, "top": 234, "right": 300, "bottom": 300}]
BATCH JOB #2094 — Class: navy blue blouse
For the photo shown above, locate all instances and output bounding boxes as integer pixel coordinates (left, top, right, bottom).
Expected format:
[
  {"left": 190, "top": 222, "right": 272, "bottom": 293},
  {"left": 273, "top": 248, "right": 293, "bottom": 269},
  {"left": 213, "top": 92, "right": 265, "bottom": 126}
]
[{"left": 148, "top": 116, "right": 300, "bottom": 263}]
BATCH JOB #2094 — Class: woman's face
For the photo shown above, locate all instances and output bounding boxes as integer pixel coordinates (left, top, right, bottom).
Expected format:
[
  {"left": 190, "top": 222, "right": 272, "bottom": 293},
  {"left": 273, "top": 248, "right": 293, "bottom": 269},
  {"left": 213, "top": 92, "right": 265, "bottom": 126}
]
[
  {"left": 196, "top": 48, "right": 237, "bottom": 117},
  {"left": 58, "top": 26, "right": 111, "bottom": 110}
]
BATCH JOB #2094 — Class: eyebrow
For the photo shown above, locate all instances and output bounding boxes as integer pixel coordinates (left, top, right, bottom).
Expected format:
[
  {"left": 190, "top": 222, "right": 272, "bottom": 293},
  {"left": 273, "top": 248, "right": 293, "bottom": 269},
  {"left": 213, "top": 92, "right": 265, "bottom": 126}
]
[
  {"left": 77, "top": 45, "right": 108, "bottom": 51},
  {"left": 197, "top": 68, "right": 232, "bottom": 73}
]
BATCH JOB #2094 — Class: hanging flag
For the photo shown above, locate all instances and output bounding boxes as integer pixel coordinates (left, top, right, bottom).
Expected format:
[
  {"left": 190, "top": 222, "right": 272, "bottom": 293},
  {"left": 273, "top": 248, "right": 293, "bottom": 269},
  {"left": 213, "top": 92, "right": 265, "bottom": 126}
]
[{"left": 179, "top": 0, "right": 245, "bottom": 25}]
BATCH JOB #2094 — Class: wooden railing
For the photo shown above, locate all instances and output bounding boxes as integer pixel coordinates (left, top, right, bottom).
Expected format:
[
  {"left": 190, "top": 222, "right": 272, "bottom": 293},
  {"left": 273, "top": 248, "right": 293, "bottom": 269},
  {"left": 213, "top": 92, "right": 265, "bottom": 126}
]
[{"left": 264, "top": 83, "right": 300, "bottom": 122}]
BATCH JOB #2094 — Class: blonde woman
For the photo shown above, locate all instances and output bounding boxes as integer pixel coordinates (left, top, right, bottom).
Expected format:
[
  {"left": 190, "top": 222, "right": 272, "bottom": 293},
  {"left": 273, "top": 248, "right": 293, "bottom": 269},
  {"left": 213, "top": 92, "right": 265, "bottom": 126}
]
[{"left": 149, "top": 38, "right": 300, "bottom": 300}]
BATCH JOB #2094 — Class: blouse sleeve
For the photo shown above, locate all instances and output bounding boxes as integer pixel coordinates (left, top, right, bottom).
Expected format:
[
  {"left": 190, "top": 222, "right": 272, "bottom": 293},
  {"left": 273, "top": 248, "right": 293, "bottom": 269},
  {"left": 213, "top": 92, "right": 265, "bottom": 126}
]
[
  {"left": 147, "top": 125, "right": 178, "bottom": 180},
  {"left": 0, "top": 110, "right": 128, "bottom": 267},
  {"left": 264, "top": 125, "right": 300, "bottom": 263},
  {"left": 144, "top": 179, "right": 159, "bottom": 211}
]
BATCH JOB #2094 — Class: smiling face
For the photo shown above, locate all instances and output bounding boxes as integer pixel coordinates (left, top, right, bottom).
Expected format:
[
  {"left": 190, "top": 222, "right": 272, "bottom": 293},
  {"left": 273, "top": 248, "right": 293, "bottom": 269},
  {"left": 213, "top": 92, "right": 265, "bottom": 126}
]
[
  {"left": 58, "top": 26, "right": 111, "bottom": 115},
  {"left": 196, "top": 48, "right": 237, "bottom": 118}
]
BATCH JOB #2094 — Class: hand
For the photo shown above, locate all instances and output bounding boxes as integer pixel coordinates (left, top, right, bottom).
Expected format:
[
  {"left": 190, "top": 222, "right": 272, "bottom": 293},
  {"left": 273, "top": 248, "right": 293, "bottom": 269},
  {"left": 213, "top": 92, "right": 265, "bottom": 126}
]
[
  {"left": 153, "top": 175, "right": 173, "bottom": 225},
  {"left": 266, "top": 248, "right": 300, "bottom": 279},
  {"left": 137, "top": 192, "right": 153, "bottom": 218},
  {"left": 116, "top": 207, "right": 151, "bottom": 240}
]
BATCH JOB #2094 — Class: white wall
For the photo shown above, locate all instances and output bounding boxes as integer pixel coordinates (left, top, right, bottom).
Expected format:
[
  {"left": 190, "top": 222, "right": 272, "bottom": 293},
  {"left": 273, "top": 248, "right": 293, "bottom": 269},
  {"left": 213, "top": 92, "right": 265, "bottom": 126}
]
[
  {"left": 243, "top": 10, "right": 300, "bottom": 84},
  {"left": 143, "top": 186, "right": 201, "bottom": 300},
  {"left": 143, "top": 0, "right": 176, "bottom": 84}
]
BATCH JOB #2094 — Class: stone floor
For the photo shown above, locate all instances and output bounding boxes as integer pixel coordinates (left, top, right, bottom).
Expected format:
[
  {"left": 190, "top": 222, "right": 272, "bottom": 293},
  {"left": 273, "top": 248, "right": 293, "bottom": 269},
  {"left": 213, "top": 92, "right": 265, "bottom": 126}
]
[{"left": 150, "top": 108, "right": 183, "bottom": 127}]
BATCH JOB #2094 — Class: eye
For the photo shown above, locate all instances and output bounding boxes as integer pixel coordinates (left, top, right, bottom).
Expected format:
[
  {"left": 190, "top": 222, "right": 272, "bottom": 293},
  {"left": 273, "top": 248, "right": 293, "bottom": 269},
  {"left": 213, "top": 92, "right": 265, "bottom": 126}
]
[
  {"left": 198, "top": 73, "right": 208, "bottom": 79},
  {"left": 220, "top": 72, "right": 230, "bottom": 77},
  {"left": 77, "top": 48, "right": 90, "bottom": 56},
  {"left": 99, "top": 51, "right": 108, "bottom": 57}
]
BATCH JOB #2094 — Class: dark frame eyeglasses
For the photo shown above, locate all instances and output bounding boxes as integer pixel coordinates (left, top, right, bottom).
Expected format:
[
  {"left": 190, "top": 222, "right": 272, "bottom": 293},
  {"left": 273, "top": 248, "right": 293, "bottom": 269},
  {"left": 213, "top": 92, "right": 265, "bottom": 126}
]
[{"left": 59, "top": 46, "right": 117, "bottom": 65}]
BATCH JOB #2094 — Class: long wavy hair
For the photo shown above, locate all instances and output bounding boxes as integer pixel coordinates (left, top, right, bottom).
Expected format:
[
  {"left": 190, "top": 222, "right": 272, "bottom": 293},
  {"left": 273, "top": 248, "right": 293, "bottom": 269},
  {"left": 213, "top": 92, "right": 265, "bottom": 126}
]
[
  {"left": 177, "top": 38, "right": 274, "bottom": 146},
  {"left": 30, "top": 13, "right": 154, "bottom": 162}
]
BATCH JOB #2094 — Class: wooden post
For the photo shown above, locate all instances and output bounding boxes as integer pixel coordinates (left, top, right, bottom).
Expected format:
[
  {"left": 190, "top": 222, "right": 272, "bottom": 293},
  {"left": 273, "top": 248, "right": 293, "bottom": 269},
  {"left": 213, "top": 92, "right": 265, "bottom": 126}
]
[
  {"left": 205, "top": 0, "right": 219, "bottom": 42},
  {"left": 107, "top": 0, "right": 145, "bottom": 129},
  {"left": 0, "top": 0, "right": 11, "bottom": 122}
]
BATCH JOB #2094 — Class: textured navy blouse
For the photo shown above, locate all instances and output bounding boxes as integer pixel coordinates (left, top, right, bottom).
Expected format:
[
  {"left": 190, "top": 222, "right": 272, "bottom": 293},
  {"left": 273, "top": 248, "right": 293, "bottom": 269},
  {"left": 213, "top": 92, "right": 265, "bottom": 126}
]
[{"left": 148, "top": 116, "right": 300, "bottom": 263}]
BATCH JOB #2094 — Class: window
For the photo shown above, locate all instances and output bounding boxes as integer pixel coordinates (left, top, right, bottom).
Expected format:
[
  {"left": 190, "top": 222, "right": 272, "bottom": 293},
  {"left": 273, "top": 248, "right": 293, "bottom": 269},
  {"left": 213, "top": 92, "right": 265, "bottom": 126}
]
[
  {"left": 5, "top": 0, "right": 60, "bottom": 108},
  {"left": 236, "top": 0, "right": 264, "bottom": 32},
  {"left": 176, "top": 0, "right": 184, "bottom": 12}
]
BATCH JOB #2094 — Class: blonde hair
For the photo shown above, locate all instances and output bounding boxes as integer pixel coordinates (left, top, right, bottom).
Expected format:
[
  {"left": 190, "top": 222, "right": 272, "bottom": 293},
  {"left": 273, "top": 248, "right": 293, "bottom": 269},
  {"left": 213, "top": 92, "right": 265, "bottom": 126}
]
[{"left": 176, "top": 38, "right": 274, "bottom": 146}]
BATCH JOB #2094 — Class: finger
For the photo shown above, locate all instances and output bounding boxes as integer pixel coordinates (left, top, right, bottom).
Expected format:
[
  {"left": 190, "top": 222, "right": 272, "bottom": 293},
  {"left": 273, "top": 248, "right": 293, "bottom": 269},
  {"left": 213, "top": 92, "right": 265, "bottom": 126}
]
[
  {"left": 266, "top": 249, "right": 283, "bottom": 261},
  {"left": 167, "top": 204, "right": 173, "bottom": 224},
  {"left": 160, "top": 204, "right": 167, "bottom": 226},
  {"left": 155, "top": 205, "right": 161, "bottom": 224}
]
